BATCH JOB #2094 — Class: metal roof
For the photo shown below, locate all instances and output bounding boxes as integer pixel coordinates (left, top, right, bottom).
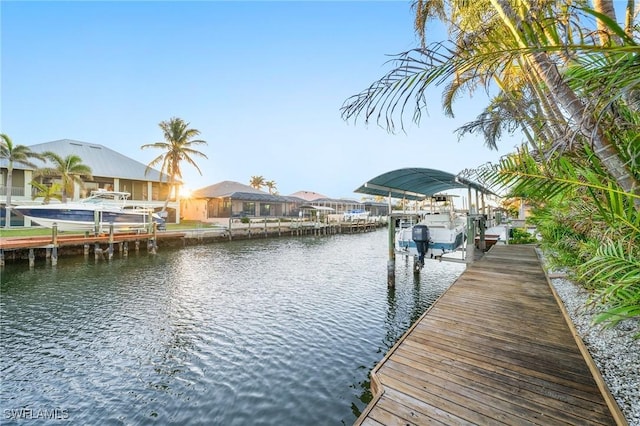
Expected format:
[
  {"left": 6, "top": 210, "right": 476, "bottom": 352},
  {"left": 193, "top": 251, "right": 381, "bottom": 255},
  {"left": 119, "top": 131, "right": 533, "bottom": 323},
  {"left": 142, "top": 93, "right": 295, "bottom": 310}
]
[
  {"left": 3, "top": 139, "right": 169, "bottom": 182},
  {"left": 299, "top": 204, "right": 335, "bottom": 211},
  {"left": 354, "top": 167, "right": 490, "bottom": 201},
  {"left": 192, "top": 181, "right": 288, "bottom": 203}
]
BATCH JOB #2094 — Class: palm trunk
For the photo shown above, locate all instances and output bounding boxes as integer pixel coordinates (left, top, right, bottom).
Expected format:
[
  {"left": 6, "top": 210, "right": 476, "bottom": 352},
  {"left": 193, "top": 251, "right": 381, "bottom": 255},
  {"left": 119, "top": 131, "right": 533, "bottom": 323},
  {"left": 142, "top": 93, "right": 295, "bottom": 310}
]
[
  {"left": 628, "top": 1, "right": 638, "bottom": 37},
  {"left": 592, "top": 0, "right": 619, "bottom": 45},
  {"left": 162, "top": 179, "right": 173, "bottom": 213},
  {"left": 523, "top": 74, "right": 563, "bottom": 148},
  {"left": 492, "top": 0, "right": 639, "bottom": 207},
  {"left": 530, "top": 52, "right": 638, "bottom": 200}
]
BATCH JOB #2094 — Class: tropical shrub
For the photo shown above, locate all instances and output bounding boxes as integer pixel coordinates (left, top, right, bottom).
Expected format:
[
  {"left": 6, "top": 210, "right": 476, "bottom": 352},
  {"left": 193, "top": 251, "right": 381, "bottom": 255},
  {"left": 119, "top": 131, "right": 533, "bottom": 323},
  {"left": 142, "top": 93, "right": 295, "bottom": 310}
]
[{"left": 508, "top": 228, "right": 537, "bottom": 245}]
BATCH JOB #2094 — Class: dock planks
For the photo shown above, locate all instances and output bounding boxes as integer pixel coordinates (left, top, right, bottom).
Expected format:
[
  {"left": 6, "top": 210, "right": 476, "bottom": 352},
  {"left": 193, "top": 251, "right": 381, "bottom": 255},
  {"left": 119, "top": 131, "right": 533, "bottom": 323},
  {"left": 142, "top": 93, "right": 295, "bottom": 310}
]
[{"left": 356, "top": 245, "right": 626, "bottom": 426}]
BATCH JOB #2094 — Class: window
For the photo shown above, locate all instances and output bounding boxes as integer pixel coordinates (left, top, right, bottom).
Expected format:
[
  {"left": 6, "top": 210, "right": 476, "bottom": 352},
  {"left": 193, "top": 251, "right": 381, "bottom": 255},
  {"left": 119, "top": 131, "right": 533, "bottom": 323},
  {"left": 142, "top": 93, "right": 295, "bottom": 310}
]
[
  {"left": 260, "top": 203, "right": 271, "bottom": 216},
  {"left": 242, "top": 202, "right": 255, "bottom": 216}
]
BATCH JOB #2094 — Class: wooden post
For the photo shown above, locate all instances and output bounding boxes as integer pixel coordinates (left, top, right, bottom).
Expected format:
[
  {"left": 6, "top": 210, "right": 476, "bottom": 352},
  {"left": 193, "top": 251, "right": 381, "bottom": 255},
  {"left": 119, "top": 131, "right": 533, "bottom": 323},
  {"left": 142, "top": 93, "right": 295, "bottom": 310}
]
[
  {"left": 83, "top": 230, "right": 90, "bottom": 257},
  {"left": 0, "top": 249, "right": 4, "bottom": 268},
  {"left": 51, "top": 223, "right": 58, "bottom": 265},
  {"left": 228, "top": 218, "right": 233, "bottom": 241},
  {"left": 505, "top": 222, "right": 510, "bottom": 245},
  {"left": 466, "top": 215, "right": 475, "bottom": 263},
  {"left": 108, "top": 223, "right": 114, "bottom": 260},
  {"left": 51, "top": 223, "right": 58, "bottom": 246},
  {"left": 388, "top": 215, "right": 396, "bottom": 288},
  {"left": 94, "top": 210, "right": 100, "bottom": 235},
  {"left": 123, "top": 241, "right": 129, "bottom": 257},
  {"left": 149, "top": 223, "right": 157, "bottom": 254},
  {"left": 479, "top": 215, "right": 486, "bottom": 252},
  {"left": 28, "top": 249, "right": 35, "bottom": 268}
]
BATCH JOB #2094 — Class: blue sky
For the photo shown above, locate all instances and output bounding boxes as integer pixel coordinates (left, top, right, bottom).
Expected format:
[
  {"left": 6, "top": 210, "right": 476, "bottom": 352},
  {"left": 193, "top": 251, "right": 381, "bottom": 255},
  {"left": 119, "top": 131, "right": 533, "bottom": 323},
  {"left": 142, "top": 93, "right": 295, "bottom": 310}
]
[{"left": 1, "top": 1, "right": 517, "bottom": 199}]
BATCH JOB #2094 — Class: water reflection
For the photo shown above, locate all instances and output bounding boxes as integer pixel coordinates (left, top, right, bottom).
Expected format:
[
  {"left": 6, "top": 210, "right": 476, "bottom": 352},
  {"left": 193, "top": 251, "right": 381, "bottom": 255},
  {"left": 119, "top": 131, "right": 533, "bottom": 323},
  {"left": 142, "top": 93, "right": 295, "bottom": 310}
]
[{"left": 1, "top": 230, "right": 464, "bottom": 425}]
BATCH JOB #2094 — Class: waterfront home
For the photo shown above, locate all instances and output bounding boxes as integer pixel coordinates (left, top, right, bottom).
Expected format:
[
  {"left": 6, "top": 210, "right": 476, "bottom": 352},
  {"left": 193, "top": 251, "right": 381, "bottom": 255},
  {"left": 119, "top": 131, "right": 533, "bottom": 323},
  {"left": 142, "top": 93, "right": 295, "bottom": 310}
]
[
  {"left": 288, "top": 190, "right": 367, "bottom": 215},
  {"left": 362, "top": 200, "right": 389, "bottom": 216},
  {"left": 182, "top": 182, "right": 389, "bottom": 226},
  {"left": 289, "top": 191, "right": 388, "bottom": 217},
  {"left": 181, "top": 181, "right": 302, "bottom": 225},
  {"left": 0, "top": 139, "right": 178, "bottom": 226}
]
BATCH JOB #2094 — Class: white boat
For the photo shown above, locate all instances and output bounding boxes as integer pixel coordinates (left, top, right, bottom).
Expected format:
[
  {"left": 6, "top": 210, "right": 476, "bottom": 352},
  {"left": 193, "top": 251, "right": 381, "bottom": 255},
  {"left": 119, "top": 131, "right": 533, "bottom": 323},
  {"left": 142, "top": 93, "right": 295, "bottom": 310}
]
[
  {"left": 13, "top": 190, "right": 165, "bottom": 232},
  {"left": 343, "top": 209, "right": 370, "bottom": 221},
  {"left": 395, "top": 195, "right": 467, "bottom": 269}
]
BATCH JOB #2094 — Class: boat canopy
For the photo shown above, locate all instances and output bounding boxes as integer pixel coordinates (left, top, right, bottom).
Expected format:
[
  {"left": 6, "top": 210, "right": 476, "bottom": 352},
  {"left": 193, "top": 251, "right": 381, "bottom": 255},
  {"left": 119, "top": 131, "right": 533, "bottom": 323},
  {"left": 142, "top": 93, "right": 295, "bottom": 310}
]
[
  {"left": 299, "top": 205, "right": 335, "bottom": 212},
  {"left": 354, "top": 167, "right": 492, "bottom": 201}
]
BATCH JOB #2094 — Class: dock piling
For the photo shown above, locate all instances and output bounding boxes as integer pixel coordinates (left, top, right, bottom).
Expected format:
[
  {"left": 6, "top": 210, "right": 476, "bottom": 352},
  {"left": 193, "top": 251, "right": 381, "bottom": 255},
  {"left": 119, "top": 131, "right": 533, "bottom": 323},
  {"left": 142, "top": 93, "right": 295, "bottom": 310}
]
[
  {"left": 51, "top": 224, "right": 59, "bottom": 265},
  {"left": 387, "top": 216, "right": 396, "bottom": 288},
  {"left": 108, "top": 224, "right": 115, "bottom": 260},
  {"left": 147, "top": 224, "right": 158, "bottom": 254},
  {"left": 94, "top": 243, "right": 103, "bottom": 261}
]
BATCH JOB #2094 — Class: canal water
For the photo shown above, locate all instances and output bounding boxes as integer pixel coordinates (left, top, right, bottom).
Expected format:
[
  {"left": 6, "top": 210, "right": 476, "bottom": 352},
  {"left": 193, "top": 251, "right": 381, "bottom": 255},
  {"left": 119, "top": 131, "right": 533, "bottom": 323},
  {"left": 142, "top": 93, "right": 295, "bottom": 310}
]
[{"left": 0, "top": 229, "right": 465, "bottom": 425}]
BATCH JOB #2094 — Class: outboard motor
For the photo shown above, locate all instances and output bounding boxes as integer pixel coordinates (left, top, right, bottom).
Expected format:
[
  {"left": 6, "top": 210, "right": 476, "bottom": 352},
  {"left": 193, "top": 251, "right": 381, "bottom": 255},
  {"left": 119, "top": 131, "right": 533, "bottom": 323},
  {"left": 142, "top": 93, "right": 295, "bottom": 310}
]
[{"left": 412, "top": 224, "right": 430, "bottom": 271}]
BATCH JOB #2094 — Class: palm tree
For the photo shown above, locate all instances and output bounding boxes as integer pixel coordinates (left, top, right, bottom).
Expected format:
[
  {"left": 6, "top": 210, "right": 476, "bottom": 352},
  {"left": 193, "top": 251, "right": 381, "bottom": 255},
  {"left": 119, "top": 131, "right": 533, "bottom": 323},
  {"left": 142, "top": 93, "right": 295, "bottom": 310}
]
[
  {"left": 249, "top": 176, "right": 265, "bottom": 190},
  {"left": 265, "top": 180, "right": 278, "bottom": 194},
  {"left": 31, "top": 181, "right": 63, "bottom": 204},
  {"left": 342, "top": 1, "right": 639, "bottom": 199},
  {"left": 0, "top": 134, "right": 45, "bottom": 228},
  {"left": 141, "top": 117, "right": 208, "bottom": 212},
  {"left": 36, "top": 152, "right": 93, "bottom": 202}
]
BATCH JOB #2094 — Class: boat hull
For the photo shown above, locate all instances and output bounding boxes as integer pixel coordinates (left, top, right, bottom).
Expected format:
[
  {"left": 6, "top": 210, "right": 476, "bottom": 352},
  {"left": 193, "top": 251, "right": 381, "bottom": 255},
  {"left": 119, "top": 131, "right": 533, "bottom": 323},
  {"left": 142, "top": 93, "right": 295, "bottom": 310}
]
[
  {"left": 14, "top": 207, "right": 162, "bottom": 232},
  {"left": 396, "top": 225, "right": 466, "bottom": 259}
]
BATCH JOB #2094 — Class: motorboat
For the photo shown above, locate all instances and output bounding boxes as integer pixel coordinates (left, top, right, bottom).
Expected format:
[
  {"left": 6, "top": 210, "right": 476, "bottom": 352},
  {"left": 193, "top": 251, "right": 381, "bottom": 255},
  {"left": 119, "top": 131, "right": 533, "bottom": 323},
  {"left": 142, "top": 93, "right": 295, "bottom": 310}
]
[
  {"left": 343, "top": 209, "right": 370, "bottom": 221},
  {"left": 395, "top": 195, "right": 467, "bottom": 270},
  {"left": 13, "top": 190, "right": 165, "bottom": 232}
]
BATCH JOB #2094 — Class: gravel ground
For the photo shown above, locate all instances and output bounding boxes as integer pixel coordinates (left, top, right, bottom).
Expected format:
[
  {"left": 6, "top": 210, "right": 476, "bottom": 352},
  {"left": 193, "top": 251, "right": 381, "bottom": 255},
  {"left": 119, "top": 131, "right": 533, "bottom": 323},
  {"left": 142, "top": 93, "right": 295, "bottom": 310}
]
[{"left": 543, "top": 257, "right": 640, "bottom": 426}]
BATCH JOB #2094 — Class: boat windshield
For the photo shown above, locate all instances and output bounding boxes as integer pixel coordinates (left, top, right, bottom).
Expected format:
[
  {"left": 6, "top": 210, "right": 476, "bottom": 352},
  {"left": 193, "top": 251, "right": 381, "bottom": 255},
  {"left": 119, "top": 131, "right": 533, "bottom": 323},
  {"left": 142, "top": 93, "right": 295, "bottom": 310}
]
[{"left": 83, "top": 190, "right": 130, "bottom": 205}]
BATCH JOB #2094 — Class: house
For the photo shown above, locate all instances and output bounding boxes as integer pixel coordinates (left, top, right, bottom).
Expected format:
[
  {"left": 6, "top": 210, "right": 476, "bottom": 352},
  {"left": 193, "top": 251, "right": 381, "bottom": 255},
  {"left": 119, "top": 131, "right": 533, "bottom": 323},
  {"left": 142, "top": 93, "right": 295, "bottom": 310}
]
[
  {"left": 0, "top": 139, "right": 179, "bottom": 226},
  {"left": 182, "top": 181, "right": 302, "bottom": 224},
  {"left": 363, "top": 200, "right": 390, "bottom": 216}
]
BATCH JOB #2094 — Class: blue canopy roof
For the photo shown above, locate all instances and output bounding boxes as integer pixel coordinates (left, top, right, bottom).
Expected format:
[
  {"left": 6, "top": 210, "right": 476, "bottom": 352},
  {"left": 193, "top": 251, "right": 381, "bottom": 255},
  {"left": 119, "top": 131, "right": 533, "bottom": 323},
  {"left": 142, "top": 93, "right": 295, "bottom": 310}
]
[{"left": 354, "top": 167, "right": 490, "bottom": 201}]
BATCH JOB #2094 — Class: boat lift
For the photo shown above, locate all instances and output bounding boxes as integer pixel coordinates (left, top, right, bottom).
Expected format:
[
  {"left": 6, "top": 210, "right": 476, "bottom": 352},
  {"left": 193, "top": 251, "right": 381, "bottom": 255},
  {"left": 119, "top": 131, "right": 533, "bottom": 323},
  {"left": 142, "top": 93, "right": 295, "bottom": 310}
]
[{"left": 353, "top": 167, "right": 496, "bottom": 287}]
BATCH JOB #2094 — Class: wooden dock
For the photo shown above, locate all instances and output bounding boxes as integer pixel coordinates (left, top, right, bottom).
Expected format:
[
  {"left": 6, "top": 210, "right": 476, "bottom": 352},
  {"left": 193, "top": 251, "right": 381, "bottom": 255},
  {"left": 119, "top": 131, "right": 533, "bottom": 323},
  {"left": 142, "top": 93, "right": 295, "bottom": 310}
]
[
  {"left": 0, "top": 230, "right": 189, "bottom": 266},
  {"left": 0, "top": 231, "right": 185, "bottom": 250},
  {"left": 356, "top": 245, "right": 627, "bottom": 426}
]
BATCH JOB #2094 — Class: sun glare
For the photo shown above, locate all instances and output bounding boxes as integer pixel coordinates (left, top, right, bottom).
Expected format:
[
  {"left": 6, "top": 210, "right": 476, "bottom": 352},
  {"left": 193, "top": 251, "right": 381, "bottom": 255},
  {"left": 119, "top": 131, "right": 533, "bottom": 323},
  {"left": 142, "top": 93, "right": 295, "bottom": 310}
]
[{"left": 179, "top": 186, "right": 192, "bottom": 198}]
